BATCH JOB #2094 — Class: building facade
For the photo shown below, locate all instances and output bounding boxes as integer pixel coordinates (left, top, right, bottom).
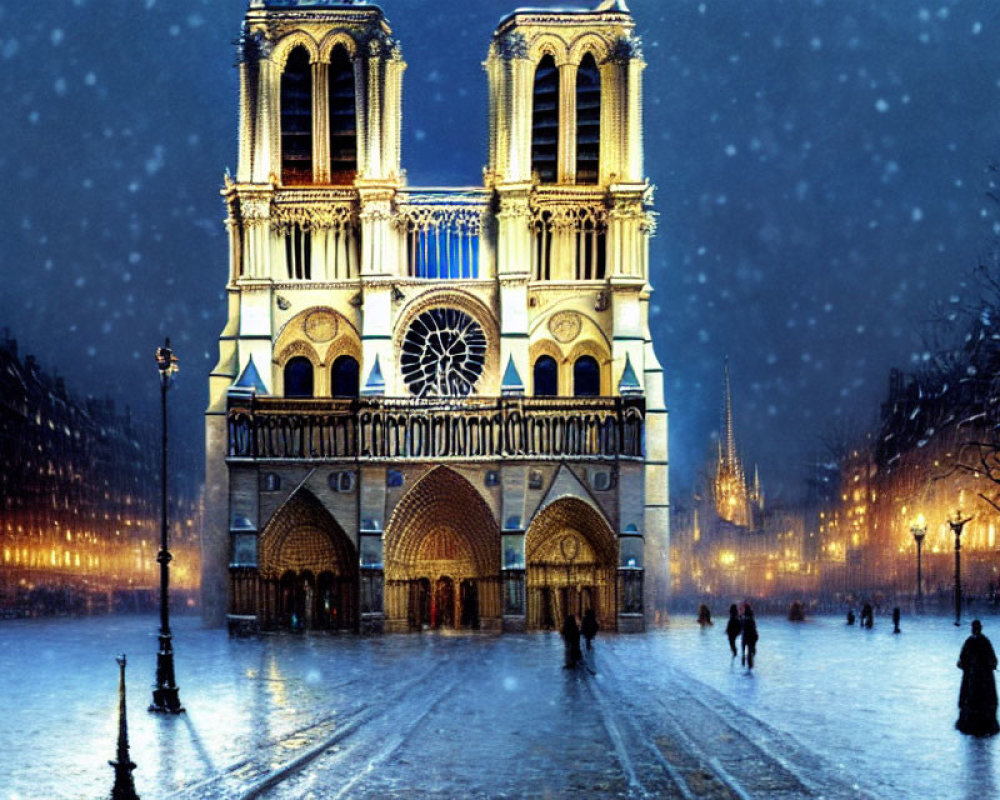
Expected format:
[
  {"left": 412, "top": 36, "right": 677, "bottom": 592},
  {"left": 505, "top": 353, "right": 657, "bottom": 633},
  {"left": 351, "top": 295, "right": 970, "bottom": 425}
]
[
  {"left": 204, "top": 0, "right": 668, "bottom": 634},
  {"left": 0, "top": 332, "right": 201, "bottom": 614}
]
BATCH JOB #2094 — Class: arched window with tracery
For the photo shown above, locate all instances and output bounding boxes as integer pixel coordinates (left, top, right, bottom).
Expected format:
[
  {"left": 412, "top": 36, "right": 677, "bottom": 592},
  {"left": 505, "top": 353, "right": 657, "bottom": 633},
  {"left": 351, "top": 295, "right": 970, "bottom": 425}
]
[
  {"left": 281, "top": 46, "right": 313, "bottom": 185},
  {"left": 575, "top": 53, "right": 601, "bottom": 184},
  {"left": 331, "top": 354, "right": 360, "bottom": 397},
  {"left": 328, "top": 45, "right": 357, "bottom": 184},
  {"left": 573, "top": 355, "right": 600, "bottom": 397},
  {"left": 533, "top": 355, "right": 558, "bottom": 396},
  {"left": 284, "top": 356, "right": 314, "bottom": 398},
  {"left": 531, "top": 55, "right": 559, "bottom": 184}
]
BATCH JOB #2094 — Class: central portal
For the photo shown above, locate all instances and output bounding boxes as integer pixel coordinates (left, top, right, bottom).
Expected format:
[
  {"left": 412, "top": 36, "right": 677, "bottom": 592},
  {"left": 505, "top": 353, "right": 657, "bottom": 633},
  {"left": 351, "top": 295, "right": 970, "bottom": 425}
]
[{"left": 384, "top": 467, "right": 501, "bottom": 632}]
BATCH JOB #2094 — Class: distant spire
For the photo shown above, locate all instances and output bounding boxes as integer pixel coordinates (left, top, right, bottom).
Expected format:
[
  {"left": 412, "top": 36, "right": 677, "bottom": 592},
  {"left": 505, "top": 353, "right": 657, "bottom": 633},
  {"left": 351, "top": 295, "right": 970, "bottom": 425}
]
[{"left": 722, "top": 357, "right": 737, "bottom": 468}]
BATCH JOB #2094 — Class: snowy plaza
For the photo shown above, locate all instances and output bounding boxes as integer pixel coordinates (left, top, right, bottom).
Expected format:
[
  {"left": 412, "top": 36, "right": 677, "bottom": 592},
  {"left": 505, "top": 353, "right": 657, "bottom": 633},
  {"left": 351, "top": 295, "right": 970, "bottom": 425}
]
[{"left": 1, "top": 611, "right": 997, "bottom": 799}]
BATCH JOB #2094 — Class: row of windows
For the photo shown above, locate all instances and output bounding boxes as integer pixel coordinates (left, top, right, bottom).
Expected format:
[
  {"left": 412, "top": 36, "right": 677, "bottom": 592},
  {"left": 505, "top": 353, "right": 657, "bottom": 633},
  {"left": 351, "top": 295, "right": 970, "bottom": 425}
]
[
  {"left": 534, "top": 355, "right": 600, "bottom": 397},
  {"left": 285, "top": 355, "right": 360, "bottom": 398},
  {"left": 281, "top": 354, "right": 601, "bottom": 397},
  {"left": 278, "top": 47, "right": 603, "bottom": 187}
]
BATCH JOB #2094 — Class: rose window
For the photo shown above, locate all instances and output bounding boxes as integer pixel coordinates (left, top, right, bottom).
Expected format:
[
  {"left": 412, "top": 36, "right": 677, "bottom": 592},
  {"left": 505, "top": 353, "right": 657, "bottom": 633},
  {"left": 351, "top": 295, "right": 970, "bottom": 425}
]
[{"left": 401, "top": 307, "right": 486, "bottom": 397}]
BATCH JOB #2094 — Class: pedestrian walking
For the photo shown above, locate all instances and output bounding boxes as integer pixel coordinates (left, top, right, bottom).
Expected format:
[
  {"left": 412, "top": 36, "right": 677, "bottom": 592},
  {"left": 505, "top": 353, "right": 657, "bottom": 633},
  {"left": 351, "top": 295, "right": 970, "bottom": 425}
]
[
  {"left": 846, "top": 607, "right": 855, "bottom": 626},
  {"left": 561, "top": 614, "right": 582, "bottom": 669},
  {"left": 741, "top": 604, "right": 758, "bottom": 670},
  {"left": 725, "top": 603, "right": 742, "bottom": 658},
  {"left": 956, "top": 619, "right": 1000, "bottom": 736},
  {"left": 697, "top": 603, "right": 713, "bottom": 627},
  {"left": 581, "top": 608, "right": 599, "bottom": 651},
  {"left": 861, "top": 602, "right": 874, "bottom": 629},
  {"left": 892, "top": 606, "right": 901, "bottom": 634}
]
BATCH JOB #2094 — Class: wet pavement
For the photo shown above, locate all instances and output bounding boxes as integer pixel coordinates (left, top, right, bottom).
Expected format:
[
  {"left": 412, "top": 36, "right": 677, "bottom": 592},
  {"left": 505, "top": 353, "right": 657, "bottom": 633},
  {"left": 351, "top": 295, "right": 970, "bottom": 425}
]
[{"left": 1, "top": 612, "right": 997, "bottom": 799}]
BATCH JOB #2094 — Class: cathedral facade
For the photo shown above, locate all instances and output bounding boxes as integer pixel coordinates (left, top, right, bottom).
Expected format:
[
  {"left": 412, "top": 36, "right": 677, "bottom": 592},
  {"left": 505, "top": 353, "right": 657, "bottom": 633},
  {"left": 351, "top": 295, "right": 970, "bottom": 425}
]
[{"left": 204, "top": 0, "right": 668, "bottom": 634}]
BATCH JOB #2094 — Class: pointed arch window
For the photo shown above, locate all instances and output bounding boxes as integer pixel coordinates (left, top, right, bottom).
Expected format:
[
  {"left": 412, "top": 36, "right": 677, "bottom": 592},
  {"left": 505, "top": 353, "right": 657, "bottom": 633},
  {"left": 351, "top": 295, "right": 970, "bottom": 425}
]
[
  {"left": 531, "top": 55, "right": 559, "bottom": 184},
  {"left": 331, "top": 355, "right": 360, "bottom": 397},
  {"left": 573, "top": 355, "right": 600, "bottom": 397},
  {"left": 575, "top": 53, "right": 601, "bottom": 185},
  {"left": 284, "top": 356, "right": 314, "bottom": 398},
  {"left": 328, "top": 45, "right": 357, "bottom": 184},
  {"left": 281, "top": 46, "right": 313, "bottom": 185},
  {"left": 533, "top": 355, "right": 558, "bottom": 396}
]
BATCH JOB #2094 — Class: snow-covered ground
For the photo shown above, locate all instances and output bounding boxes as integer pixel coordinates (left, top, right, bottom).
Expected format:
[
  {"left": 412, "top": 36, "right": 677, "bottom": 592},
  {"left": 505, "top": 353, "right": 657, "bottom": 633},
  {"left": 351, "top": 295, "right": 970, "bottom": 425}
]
[{"left": 0, "top": 611, "right": 996, "bottom": 799}]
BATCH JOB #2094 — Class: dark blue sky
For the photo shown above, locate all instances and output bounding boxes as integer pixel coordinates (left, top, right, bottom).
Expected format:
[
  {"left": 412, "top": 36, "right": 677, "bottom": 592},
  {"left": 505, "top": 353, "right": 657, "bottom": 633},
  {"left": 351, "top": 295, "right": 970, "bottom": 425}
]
[{"left": 1, "top": 0, "right": 999, "bottom": 502}]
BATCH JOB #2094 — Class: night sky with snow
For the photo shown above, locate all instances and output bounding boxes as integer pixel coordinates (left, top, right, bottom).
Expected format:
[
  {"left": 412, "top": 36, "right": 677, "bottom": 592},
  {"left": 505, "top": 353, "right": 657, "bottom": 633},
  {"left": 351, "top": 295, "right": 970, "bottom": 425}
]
[{"left": 2, "top": 0, "right": 999, "bottom": 502}]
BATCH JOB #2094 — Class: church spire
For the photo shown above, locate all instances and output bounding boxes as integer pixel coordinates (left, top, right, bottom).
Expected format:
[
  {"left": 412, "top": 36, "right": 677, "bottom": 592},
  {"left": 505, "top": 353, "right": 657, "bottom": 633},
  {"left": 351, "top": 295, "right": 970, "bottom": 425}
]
[{"left": 722, "top": 357, "right": 738, "bottom": 469}]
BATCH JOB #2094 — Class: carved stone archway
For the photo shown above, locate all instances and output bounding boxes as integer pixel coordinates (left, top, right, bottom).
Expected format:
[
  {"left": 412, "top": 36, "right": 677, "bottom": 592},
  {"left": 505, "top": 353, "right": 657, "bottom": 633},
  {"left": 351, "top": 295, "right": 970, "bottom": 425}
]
[
  {"left": 256, "top": 489, "right": 358, "bottom": 631},
  {"left": 383, "top": 467, "right": 501, "bottom": 632},
  {"left": 524, "top": 496, "right": 617, "bottom": 631}
]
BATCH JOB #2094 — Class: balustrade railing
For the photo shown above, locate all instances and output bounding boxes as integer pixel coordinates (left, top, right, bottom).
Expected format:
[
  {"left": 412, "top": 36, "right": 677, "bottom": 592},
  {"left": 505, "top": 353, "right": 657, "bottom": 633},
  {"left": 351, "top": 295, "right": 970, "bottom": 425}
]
[{"left": 227, "top": 395, "right": 644, "bottom": 461}]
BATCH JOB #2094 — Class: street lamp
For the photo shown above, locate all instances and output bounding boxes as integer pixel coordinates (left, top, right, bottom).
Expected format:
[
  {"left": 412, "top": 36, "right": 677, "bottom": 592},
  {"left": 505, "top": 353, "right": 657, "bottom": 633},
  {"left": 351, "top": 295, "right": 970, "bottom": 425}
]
[
  {"left": 149, "top": 338, "right": 183, "bottom": 714},
  {"left": 949, "top": 509, "right": 973, "bottom": 628},
  {"left": 910, "top": 514, "right": 926, "bottom": 613}
]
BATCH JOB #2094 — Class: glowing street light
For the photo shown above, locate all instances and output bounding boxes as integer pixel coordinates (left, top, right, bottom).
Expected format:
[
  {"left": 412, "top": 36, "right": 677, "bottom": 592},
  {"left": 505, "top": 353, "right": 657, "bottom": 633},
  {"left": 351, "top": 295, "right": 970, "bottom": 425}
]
[
  {"left": 949, "top": 509, "right": 973, "bottom": 628},
  {"left": 149, "top": 338, "right": 183, "bottom": 714},
  {"left": 910, "top": 514, "right": 926, "bottom": 613}
]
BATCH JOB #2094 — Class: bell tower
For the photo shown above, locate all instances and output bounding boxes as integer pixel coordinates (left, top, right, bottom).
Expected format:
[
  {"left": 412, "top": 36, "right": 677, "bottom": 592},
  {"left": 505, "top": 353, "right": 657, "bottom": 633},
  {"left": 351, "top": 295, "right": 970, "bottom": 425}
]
[{"left": 483, "top": 0, "right": 669, "bottom": 623}]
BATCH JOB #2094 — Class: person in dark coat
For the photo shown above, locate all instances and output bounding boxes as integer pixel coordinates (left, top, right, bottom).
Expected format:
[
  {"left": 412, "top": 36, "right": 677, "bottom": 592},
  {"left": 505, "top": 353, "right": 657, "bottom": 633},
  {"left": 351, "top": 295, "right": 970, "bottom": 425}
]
[
  {"left": 956, "top": 619, "right": 1000, "bottom": 736},
  {"left": 861, "top": 602, "right": 874, "bottom": 629},
  {"left": 892, "top": 606, "right": 901, "bottom": 634},
  {"left": 725, "top": 604, "right": 742, "bottom": 658},
  {"left": 581, "top": 608, "right": 599, "bottom": 651},
  {"left": 561, "top": 614, "right": 582, "bottom": 669},
  {"left": 741, "top": 605, "right": 759, "bottom": 669},
  {"left": 697, "top": 604, "right": 713, "bottom": 626},
  {"left": 846, "top": 607, "right": 856, "bottom": 626}
]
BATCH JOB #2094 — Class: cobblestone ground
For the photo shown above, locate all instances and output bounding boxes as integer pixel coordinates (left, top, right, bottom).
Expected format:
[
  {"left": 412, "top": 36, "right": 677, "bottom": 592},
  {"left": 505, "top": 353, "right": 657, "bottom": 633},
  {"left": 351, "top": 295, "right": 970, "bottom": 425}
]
[{"left": 1, "top": 613, "right": 997, "bottom": 799}]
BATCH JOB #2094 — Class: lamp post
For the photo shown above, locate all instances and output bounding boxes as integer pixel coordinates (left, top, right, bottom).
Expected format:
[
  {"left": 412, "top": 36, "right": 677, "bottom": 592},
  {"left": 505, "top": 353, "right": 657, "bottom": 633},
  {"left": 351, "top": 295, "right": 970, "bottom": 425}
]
[
  {"left": 949, "top": 509, "right": 973, "bottom": 628},
  {"left": 150, "top": 338, "right": 183, "bottom": 714},
  {"left": 910, "top": 515, "right": 926, "bottom": 613}
]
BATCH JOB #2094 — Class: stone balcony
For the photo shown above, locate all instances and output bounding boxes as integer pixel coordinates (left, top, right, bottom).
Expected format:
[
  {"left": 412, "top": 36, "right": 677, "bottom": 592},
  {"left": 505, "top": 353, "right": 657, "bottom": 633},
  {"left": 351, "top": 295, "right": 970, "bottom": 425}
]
[{"left": 226, "top": 395, "right": 644, "bottom": 463}]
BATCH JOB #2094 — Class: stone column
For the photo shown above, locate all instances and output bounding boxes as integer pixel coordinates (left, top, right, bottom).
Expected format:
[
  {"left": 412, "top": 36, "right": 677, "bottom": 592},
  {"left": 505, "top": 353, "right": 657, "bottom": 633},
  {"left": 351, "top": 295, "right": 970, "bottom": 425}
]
[
  {"left": 366, "top": 42, "right": 383, "bottom": 179},
  {"left": 558, "top": 62, "right": 578, "bottom": 184},
  {"left": 353, "top": 54, "right": 368, "bottom": 178},
  {"left": 312, "top": 61, "right": 330, "bottom": 184},
  {"left": 253, "top": 48, "right": 276, "bottom": 184}
]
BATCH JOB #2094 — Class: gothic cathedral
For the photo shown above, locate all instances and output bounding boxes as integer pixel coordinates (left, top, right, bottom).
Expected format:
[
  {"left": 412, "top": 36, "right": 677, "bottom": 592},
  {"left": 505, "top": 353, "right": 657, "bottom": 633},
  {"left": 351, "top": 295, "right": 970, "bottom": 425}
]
[{"left": 204, "top": 0, "right": 668, "bottom": 635}]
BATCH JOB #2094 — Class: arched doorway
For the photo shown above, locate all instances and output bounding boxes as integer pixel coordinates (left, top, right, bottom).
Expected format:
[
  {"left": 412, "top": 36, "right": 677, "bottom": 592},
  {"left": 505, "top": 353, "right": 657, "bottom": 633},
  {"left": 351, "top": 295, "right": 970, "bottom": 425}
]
[
  {"left": 384, "top": 467, "right": 501, "bottom": 632},
  {"left": 256, "top": 489, "right": 358, "bottom": 631},
  {"left": 525, "top": 497, "right": 617, "bottom": 631}
]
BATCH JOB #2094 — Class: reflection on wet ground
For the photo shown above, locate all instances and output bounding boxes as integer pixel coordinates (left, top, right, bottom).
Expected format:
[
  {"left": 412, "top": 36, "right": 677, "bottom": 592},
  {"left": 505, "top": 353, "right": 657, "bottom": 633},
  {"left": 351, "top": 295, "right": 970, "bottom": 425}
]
[{"left": 0, "top": 613, "right": 997, "bottom": 799}]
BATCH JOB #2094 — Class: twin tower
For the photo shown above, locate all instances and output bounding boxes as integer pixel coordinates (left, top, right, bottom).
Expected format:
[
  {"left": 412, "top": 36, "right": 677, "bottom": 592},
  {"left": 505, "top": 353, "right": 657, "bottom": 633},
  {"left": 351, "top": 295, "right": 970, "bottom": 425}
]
[{"left": 204, "top": 0, "right": 669, "bottom": 635}]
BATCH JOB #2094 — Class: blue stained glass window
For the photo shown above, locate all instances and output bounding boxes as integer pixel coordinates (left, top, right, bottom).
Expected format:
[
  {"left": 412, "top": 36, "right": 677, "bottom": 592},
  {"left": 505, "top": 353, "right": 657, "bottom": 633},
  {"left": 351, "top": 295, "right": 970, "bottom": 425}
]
[{"left": 412, "top": 228, "right": 479, "bottom": 279}]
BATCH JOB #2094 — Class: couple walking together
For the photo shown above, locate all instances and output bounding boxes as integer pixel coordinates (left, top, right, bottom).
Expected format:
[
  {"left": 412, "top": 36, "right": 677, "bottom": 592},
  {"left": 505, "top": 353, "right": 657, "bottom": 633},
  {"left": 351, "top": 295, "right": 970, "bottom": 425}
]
[{"left": 725, "top": 603, "right": 758, "bottom": 669}]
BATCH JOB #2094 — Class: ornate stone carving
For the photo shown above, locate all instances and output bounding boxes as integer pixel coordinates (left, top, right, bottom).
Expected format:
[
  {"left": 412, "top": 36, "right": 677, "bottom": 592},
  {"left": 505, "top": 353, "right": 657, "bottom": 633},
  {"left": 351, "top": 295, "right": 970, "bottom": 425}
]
[
  {"left": 276, "top": 295, "right": 291, "bottom": 311},
  {"left": 607, "top": 33, "right": 643, "bottom": 64},
  {"left": 272, "top": 202, "right": 356, "bottom": 233},
  {"left": 497, "top": 31, "right": 528, "bottom": 60},
  {"left": 303, "top": 309, "right": 339, "bottom": 343},
  {"left": 548, "top": 311, "right": 582, "bottom": 344}
]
